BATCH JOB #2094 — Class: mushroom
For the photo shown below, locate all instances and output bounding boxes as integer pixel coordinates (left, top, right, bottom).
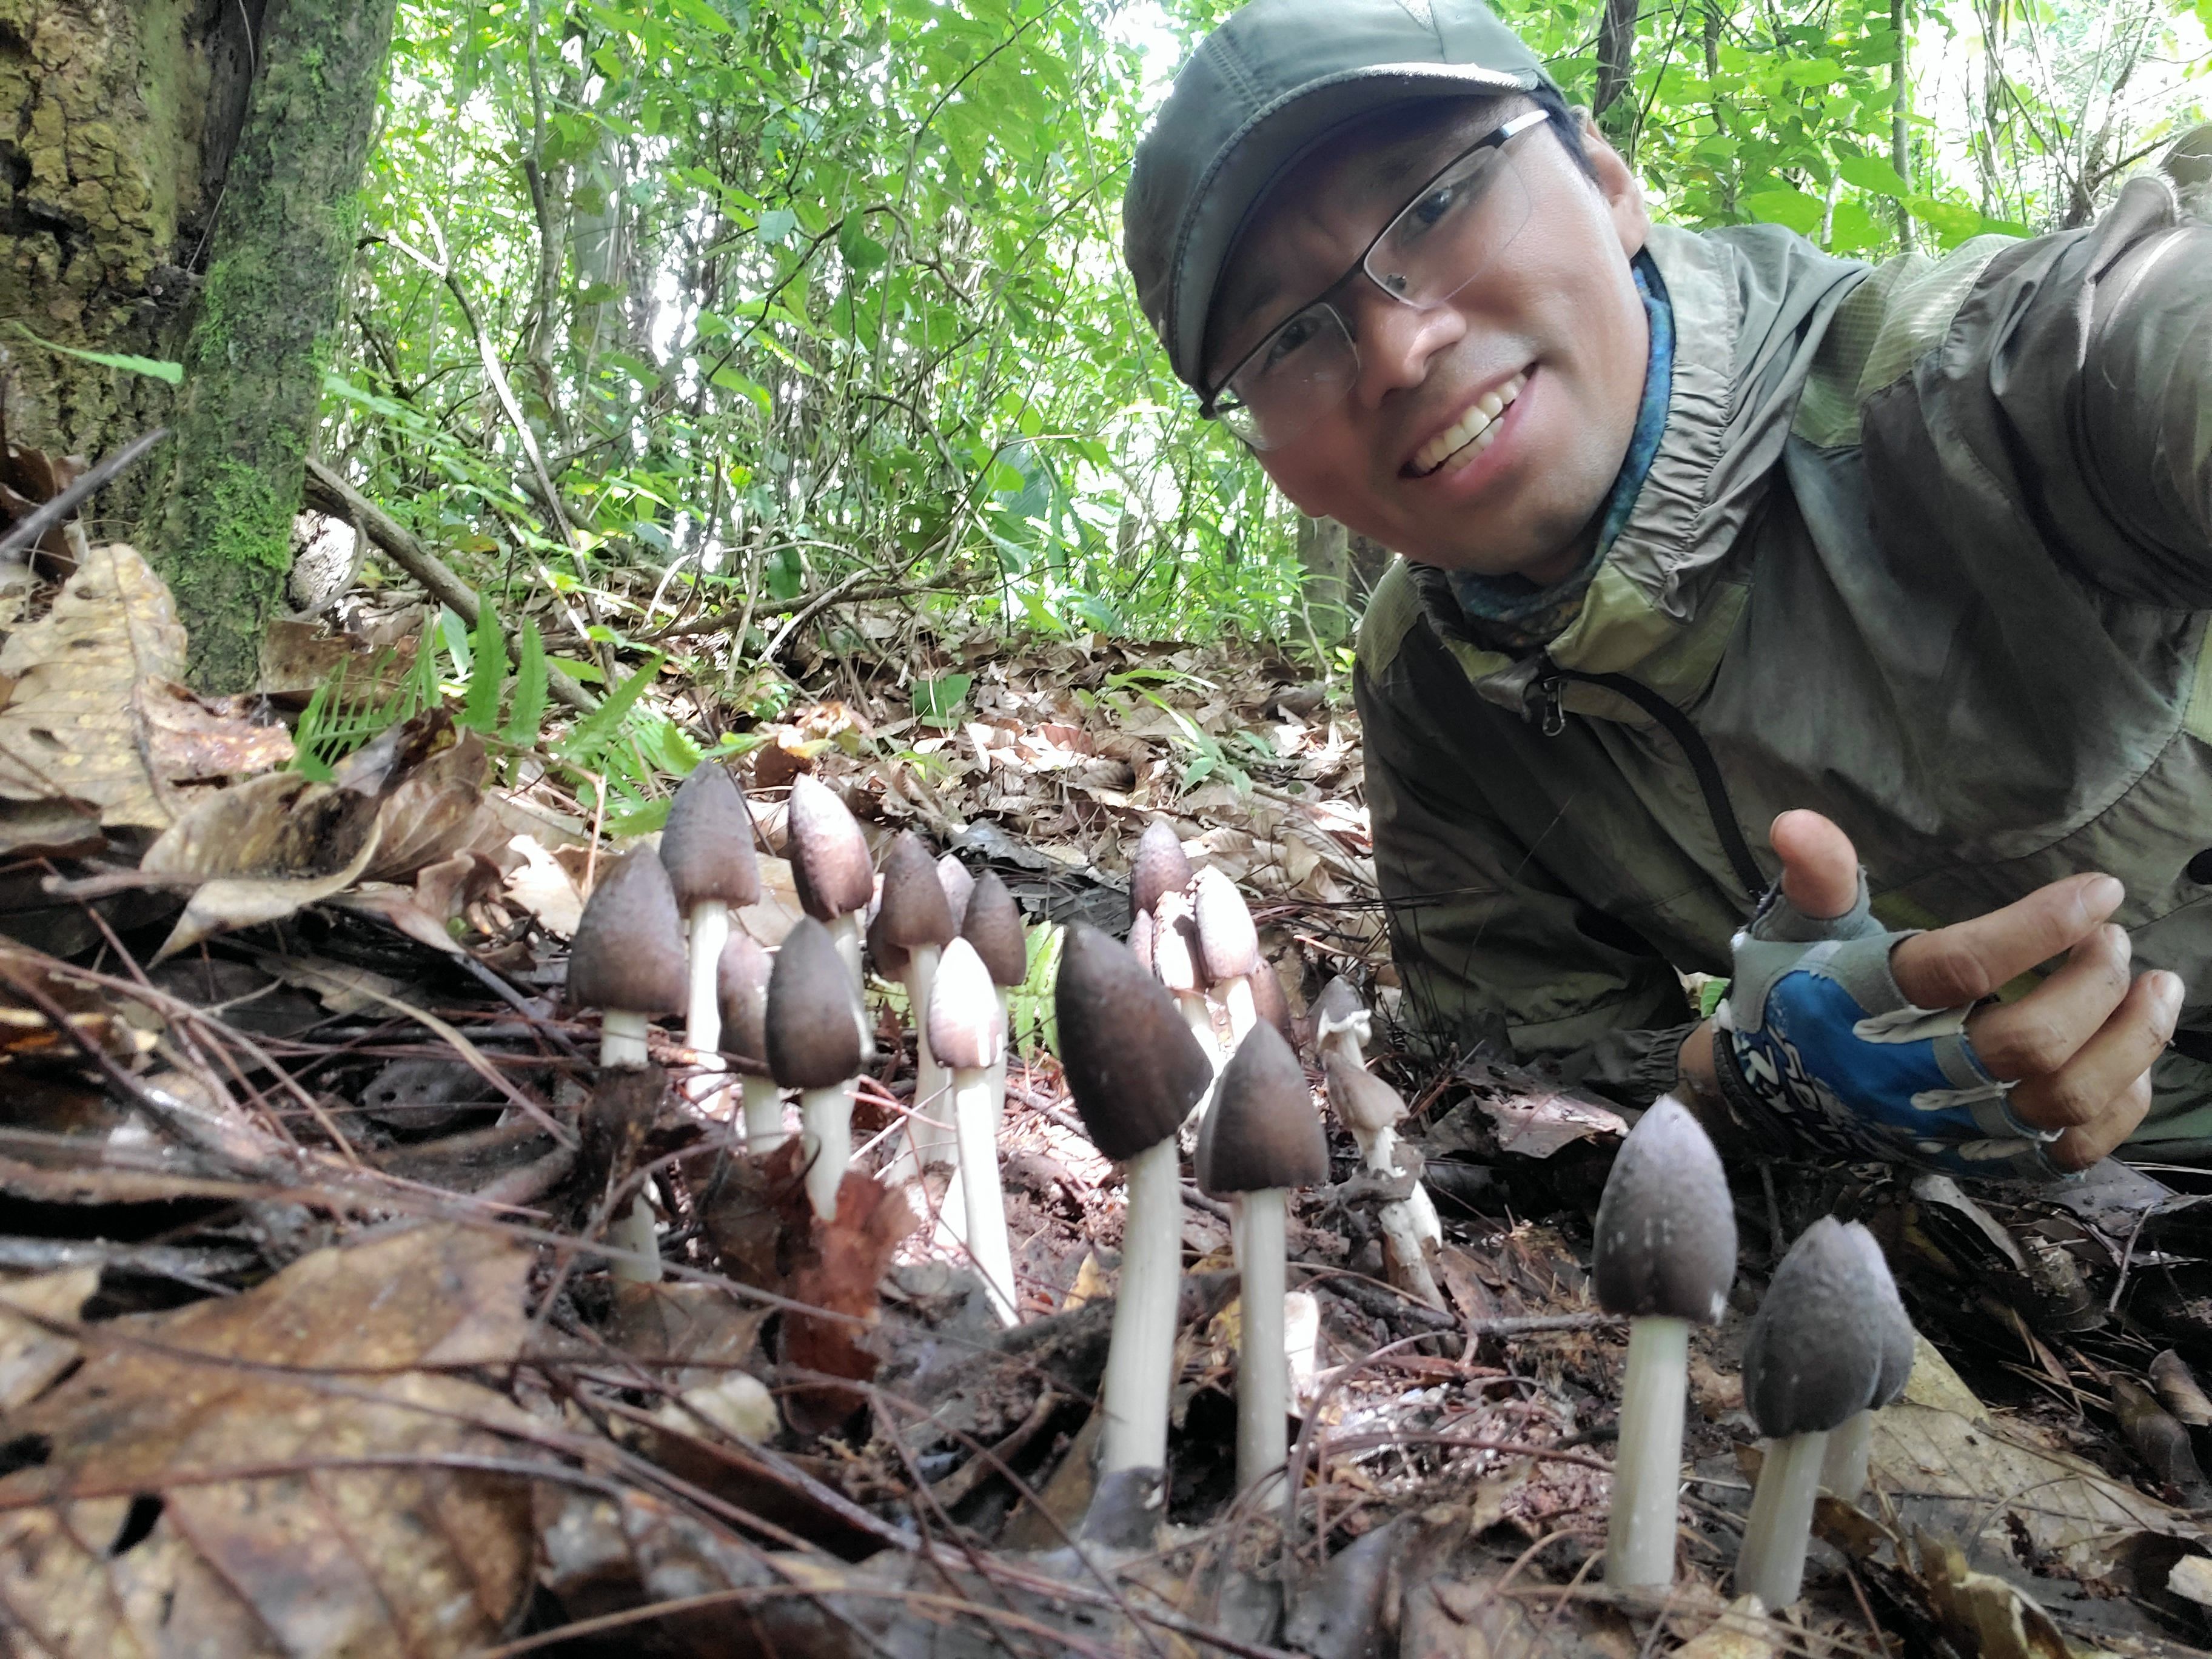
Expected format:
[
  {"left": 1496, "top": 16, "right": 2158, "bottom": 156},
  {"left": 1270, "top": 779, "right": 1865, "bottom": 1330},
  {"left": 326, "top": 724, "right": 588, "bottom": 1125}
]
[
  {"left": 659, "top": 760, "right": 762, "bottom": 1062},
  {"left": 1313, "top": 975, "right": 1371, "bottom": 1071},
  {"left": 869, "top": 832, "right": 960, "bottom": 1178},
  {"left": 1250, "top": 958, "right": 1296, "bottom": 1049},
  {"left": 1127, "top": 908, "right": 1155, "bottom": 979},
  {"left": 960, "top": 870, "right": 1028, "bottom": 1133},
  {"left": 765, "top": 916, "right": 865, "bottom": 1219},
  {"left": 785, "top": 773, "right": 874, "bottom": 1007},
  {"left": 929, "top": 937, "right": 1018, "bottom": 1327},
  {"left": 716, "top": 931, "right": 785, "bottom": 1150},
  {"left": 1590, "top": 1094, "right": 1738, "bottom": 1588},
  {"left": 566, "top": 848, "right": 688, "bottom": 1283},
  {"left": 936, "top": 851, "right": 975, "bottom": 922},
  {"left": 1817, "top": 1225, "right": 1916, "bottom": 1504},
  {"left": 1129, "top": 817, "right": 1193, "bottom": 922},
  {"left": 1191, "top": 865, "right": 1261, "bottom": 1044},
  {"left": 1736, "top": 1218, "right": 1899, "bottom": 1607},
  {"left": 1150, "top": 889, "right": 1221, "bottom": 1060},
  {"left": 1322, "top": 1051, "right": 1444, "bottom": 1308},
  {"left": 1195, "top": 1022, "right": 1329, "bottom": 1506},
  {"left": 1055, "top": 923, "right": 1215, "bottom": 1502}
]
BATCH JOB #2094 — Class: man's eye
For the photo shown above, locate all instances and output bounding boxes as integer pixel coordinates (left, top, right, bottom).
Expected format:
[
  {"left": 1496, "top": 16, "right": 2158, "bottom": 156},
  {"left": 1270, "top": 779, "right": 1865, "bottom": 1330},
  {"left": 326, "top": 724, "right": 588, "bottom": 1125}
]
[
  {"left": 1406, "top": 183, "right": 1461, "bottom": 233},
  {"left": 1261, "top": 313, "right": 1324, "bottom": 370}
]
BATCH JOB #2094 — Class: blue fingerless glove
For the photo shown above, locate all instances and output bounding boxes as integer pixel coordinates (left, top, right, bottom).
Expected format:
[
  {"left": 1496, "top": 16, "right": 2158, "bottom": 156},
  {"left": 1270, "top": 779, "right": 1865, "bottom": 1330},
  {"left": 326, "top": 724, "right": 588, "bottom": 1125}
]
[{"left": 1712, "top": 875, "right": 2065, "bottom": 1180}]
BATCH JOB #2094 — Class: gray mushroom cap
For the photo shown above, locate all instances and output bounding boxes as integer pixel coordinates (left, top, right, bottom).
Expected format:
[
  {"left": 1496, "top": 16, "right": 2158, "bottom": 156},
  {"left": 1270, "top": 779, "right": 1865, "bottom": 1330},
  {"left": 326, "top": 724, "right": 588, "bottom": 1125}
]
[
  {"left": 1840, "top": 1221, "right": 1917, "bottom": 1408},
  {"left": 1129, "top": 819, "right": 1193, "bottom": 921},
  {"left": 764, "top": 916, "right": 864, "bottom": 1088},
  {"left": 716, "top": 931, "right": 773, "bottom": 1064},
  {"left": 1251, "top": 959, "right": 1296, "bottom": 1048},
  {"left": 1743, "top": 1217, "right": 1900, "bottom": 1437},
  {"left": 567, "top": 849, "right": 688, "bottom": 1016},
  {"left": 927, "top": 937, "right": 1005, "bottom": 1073},
  {"left": 1054, "top": 924, "right": 1214, "bottom": 1162},
  {"left": 1191, "top": 865, "right": 1259, "bottom": 983},
  {"left": 868, "top": 831, "right": 956, "bottom": 976},
  {"left": 786, "top": 773, "right": 874, "bottom": 921},
  {"left": 961, "top": 870, "right": 1028, "bottom": 988},
  {"left": 1313, "top": 976, "right": 1370, "bottom": 1045},
  {"left": 659, "top": 760, "right": 762, "bottom": 908},
  {"left": 1196, "top": 1022, "right": 1329, "bottom": 1195},
  {"left": 1323, "top": 1049, "right": 1407, "bottom": 1138},
  {"left": 936, "top": 853, "right": 976, "bottom": 922},
  {"left": 1591, "top": 1094, "right": 1737, "bottom": 1324}
]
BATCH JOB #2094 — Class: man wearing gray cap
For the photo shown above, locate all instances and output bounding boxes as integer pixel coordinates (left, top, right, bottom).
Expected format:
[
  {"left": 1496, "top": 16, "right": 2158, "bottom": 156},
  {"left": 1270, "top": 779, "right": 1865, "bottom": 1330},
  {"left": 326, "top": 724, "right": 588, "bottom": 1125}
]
[{"left": 1124, "top": 0, "right": 2212, "bottom": 1180}]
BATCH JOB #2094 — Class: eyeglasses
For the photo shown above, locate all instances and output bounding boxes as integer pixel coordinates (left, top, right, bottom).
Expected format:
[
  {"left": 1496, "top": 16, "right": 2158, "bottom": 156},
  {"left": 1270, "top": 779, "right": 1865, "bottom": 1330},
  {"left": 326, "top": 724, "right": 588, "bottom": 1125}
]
[{"left": 1202, "top": 107, "right": 1550, "bottom": 451}]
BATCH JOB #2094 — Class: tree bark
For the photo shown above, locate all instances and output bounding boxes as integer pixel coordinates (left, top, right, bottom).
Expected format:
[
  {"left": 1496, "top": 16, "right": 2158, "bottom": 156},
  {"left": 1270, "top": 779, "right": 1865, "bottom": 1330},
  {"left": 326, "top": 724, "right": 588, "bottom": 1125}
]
[
  {"left": 152, "top": 0, "right": 400, "bottom": 691},
  {"left": 1594, "top": 0, "right": 1640, "bottom": 161},
  {"left": 0, "top": 0, "right": 262, "bottom": 528},
  {"left": 1296, "top": 515, "right": 1350, "bottom": 647}
]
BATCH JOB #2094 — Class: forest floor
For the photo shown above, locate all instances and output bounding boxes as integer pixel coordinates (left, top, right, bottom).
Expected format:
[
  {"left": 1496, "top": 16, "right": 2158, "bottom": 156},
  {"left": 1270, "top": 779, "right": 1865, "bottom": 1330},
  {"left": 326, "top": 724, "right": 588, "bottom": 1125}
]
[{"left": 3, "top": 538, "right": 2212, "bottom": 1658}]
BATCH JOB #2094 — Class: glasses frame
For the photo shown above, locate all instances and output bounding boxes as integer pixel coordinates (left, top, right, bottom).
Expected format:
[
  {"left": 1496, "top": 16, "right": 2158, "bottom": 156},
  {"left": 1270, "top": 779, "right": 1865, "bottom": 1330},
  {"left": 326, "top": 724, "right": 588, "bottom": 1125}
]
[{"left": 1200, "top": 106, "right": 1555, "bottom": 446}]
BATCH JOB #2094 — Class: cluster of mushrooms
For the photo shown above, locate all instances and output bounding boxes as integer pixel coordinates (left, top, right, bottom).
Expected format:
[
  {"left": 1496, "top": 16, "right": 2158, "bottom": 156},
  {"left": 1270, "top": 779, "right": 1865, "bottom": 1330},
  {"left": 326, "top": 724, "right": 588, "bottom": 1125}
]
[
  {"left": 1594, "top": 1096, "right": 1917, "bottom": 1607},
  {"left": 565, "top": 767, "right": 1915, "bottom": 1598}
]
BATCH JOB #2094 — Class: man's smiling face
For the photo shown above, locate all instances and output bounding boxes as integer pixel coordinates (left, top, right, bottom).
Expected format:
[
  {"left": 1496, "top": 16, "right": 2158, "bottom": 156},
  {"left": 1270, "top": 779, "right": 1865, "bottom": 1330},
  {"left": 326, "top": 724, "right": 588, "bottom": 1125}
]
[{"left": 1203, "top": 98, "right": 1654, "bottom": 585}]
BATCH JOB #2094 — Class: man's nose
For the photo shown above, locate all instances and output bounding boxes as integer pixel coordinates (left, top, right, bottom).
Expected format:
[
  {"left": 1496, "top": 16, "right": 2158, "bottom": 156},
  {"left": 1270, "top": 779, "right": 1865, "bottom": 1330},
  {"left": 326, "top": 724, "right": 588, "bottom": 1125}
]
[{"left": 1346, "top": 284, "right": 1464, "bottom": 406}]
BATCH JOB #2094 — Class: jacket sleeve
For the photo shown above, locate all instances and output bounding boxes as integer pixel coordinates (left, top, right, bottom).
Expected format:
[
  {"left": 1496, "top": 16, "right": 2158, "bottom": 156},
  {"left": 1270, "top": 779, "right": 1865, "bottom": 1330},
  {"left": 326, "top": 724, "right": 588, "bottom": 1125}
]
[{"left": 1355, "top": 640, "right": 1697, "bottom": 1107}]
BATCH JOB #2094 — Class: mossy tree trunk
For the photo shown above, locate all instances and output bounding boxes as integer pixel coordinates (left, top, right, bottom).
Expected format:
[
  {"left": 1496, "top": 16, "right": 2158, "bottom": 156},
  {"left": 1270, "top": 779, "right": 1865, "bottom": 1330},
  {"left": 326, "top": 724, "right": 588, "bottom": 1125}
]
[
  {"left": 0, "top": 0, "right": 262, "bottom": 531},
  {"left": 153, "top": 0, "right": 397, "bottom": 691}
]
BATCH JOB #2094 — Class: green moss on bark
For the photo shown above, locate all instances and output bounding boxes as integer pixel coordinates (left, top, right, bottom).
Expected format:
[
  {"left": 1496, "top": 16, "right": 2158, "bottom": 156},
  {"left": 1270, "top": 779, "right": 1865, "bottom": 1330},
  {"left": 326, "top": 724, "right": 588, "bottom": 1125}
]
[{"left": 155, "top": 0, "right": 400, "bottom": 691}]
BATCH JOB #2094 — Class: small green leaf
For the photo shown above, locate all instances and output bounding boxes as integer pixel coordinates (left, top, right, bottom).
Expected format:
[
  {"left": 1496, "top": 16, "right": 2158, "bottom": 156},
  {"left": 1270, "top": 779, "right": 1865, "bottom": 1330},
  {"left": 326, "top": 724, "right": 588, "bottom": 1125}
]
[
  {"left": 557, "top": 652, "right": 665, "bottom": 764},
  {"left": 505, "top": 618, "right": 549, "bottom": 748},
  {"left": 1742, "top": 188, "right": 1826, "bottom": 233},
  {"left": 11, "top": 324, "right": 182, "bottom": 384},
  {"left": 837, "top": 217, "right": 888, "bottom": 272},
  {"left": 1837, "top": 155, "right": 1911, "bottom": 197},
  {"left": 1905, "top": 195, "right": 1985, "bottom": 246},
  {"left": 913, "top": 672, "right": 973, "bottom": 728},
  {"left": 439, "top": 606, "right": 472, "bottom": 679},
  {"left": 460, "top": 598, "right": 506, "bottom": 732},
  {"left": 710, "top": 365, "right": 772, "bottom": 415},
  {"left": 757, "top": 208, "right": 796, "bottom": 246}
]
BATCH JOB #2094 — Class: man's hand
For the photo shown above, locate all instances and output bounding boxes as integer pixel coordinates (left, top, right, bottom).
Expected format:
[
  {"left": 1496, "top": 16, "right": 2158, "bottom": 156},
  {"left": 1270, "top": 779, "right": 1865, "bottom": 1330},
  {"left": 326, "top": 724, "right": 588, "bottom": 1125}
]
[{"left": 1684, "top": 810, "right": 2179, "bottom": 1171}]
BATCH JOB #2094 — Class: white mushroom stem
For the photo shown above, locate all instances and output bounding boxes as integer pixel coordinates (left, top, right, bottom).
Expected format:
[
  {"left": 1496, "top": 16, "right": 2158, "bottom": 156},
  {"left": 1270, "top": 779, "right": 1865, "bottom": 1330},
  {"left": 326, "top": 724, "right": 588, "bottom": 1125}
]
[
  {"left": 683, "top": 900, "right": 731, "bottom": 1054},
  {"left": 1737, "top": 1430, "right": 1831, "bottom": 1608},
  {"left": 906, "top": 947, "right": 955, "bottom": 1169},
  {"left": 1223, "top": 976, "right": 1258, "bottom": 1045},
  {"left": 1378, "top": 1199, "right": 1447, "bottom": 1311},
  {"left": 1604, "top": 1315, "right": 1690, "bottom": 1587},
  {"left": 1820, "top": 1411, "right": 1875, "bottom": 1502},
  {"left": 598, "top": 1009, "right": 661, "bottom": 1283},
  {"left": 988, "top": 986, "right": 1011, "bottom": 1134},
  {"left": 1099, "top": 1136, "right": 1184, "bottom": 1476},
  {"left": 953, "top": 1064, "right": 1019, "bottom": 1327},
  {"left": 800, "top": 1081, "right": 856, "bottom": 1220},
  {"left": 1355, "top": 1121, "right": 1443, "bottom": 1250},
  {"left": 1232, "top": 1188, "right": 1289, "bottom": 1506},
  {"left": 827, "top": 913, "right": 870, "bottom": 1057},
  {"left": 1175, "top": 989, "right": 1221, "bottom": 1061},
  {"left": 740, "top": 1075, "right": 786, "bottom": 1151}
]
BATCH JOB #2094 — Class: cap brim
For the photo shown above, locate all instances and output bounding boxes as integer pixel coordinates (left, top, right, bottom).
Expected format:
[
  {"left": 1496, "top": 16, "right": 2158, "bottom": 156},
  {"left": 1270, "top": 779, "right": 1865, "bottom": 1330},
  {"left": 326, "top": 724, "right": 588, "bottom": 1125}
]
[{"left": 1169, "top": 62, "right": 1541, "bottom": 386}]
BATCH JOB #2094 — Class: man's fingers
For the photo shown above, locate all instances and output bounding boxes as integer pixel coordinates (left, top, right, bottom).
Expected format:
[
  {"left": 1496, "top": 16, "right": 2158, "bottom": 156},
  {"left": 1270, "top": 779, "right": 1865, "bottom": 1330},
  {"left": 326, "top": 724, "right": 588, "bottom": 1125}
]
[
  {"left": 2046, "top": 1071, "right": 2154, "bottom": 1173},
  {"left": 1892, "top": 872, "right": 2124, "bottom": 1008},
  {"left": 2006, "top": 970, "right": 2182, "bottom": 1133},
  {"left": 1965, "top": 924, "right": 2131, "bottom": 1081},
  {"left": 1772, "top": 809, "right": 1860, "bottom": 920}
]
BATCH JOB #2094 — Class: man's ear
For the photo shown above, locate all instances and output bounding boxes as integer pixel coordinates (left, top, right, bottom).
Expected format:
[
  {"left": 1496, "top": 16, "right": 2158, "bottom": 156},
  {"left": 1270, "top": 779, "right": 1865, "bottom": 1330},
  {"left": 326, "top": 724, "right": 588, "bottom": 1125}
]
[{"left": 1572, "top": 108, "right": 1653, "bottom": 258}]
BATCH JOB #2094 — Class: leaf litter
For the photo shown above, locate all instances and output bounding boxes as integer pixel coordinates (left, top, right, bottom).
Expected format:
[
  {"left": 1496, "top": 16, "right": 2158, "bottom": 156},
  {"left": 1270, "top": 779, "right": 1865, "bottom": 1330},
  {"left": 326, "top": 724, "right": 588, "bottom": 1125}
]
[{"left": 1, "top": 548, "right": 2210, "bottom": 1657}]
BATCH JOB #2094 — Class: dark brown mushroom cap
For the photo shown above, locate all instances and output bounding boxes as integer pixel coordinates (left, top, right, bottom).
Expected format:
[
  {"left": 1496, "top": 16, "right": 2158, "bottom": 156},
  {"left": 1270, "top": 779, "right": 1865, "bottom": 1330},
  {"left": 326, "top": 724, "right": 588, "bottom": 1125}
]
[
  {"left": 1590, "top": 1094, "right": 1737, "bottom": 1323},
  {"left": 962, "top": 870, "right": 1027, "bottom": 987},
  {"left": 1129, "top": 819, "right": 1193, "bottom": 921},
  {"left": 764, "top": 916, "right": 863, "bottom": 1088},
  {"left": 927, "top": 937, "right": 1005, "bottom": 1073},
  {"left": 936, "top": 852, "right": 976, "bottom": 921},
  {"left": 1743, "top": 1217, "right": 1897, "bottom": 1437},
  {"left": 1196, "top": 1022, "right": 1328, "bottom": 1195},
  {"left": 1191, "top": 866, "right": 1259, "bottom": 982},
  {"left": 1323, "top": 1050, "right": 1407, "bottom": 1138},
  {"left": 567, "top": 850, "right": 688, "bottom": 1016},
  {"left": 869, "top": 832, "right": 956, "bottom": 979},
  {"left": 1251, "top": 959, "right": 1295, "bottom": 1047},
  {"left": 659, "top": 761, "right": 763, "bottom": 909},
  {"left": 1151, "top": 891, "right": 1203, "bottom": 996},
  {"left": 786, "top": 774, "right": 874, "bottom": 921},
  {"left": 1841, "top": 1221, "right": 1916, "bottom": 1408},
  {"left": 1313, "top": 976, "right": 1369, "bottom": 1044},
  {"left": 716, "top": 931, "right": 773, "bottom": 1063},
  {"left": 1054, "top": 923, "right": 1214, "bottom": 1162}
]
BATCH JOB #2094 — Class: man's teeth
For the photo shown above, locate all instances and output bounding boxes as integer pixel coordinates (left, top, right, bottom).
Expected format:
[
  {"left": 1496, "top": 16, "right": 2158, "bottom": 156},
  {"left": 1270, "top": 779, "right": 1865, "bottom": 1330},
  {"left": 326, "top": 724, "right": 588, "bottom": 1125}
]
[{"left": 1413, "top": 372, "right": 1528, "bottom": 475}]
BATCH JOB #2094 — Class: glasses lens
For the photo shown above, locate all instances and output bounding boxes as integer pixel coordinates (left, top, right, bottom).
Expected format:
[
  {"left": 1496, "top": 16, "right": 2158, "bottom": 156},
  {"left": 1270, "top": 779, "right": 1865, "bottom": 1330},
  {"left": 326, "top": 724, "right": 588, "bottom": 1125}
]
[
  {"left": 1366, "top": 141, "right": 1532, "bottom": 310},
  {"left": 1219, "top": 304, "right": 1356, "bottom": 449}
]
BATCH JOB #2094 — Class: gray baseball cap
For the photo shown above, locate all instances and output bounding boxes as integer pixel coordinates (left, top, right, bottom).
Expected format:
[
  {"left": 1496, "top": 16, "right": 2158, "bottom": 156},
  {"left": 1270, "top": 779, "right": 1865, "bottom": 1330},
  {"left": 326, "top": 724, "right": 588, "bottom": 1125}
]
[{"left": 1124, "top": 0, "right": 1558, "bottom": 392}]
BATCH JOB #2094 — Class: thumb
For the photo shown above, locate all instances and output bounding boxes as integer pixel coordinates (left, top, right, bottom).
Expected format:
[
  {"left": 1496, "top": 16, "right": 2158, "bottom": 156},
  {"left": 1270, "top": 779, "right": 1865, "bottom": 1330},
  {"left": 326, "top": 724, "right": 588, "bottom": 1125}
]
[{"left": 1772, "top": 809, "right": 1861, "bottom": 921}]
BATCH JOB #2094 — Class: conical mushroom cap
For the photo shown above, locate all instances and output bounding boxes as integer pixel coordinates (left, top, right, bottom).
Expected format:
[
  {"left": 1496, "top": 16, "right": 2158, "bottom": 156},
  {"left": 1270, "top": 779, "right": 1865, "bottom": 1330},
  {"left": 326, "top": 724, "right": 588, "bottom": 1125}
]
[
  {"left": 1191, "top": 866, "right": 1259, "bottom": 982},
  {"left": 1196, "top": 1022, "right": 1328, "bottom": 1195},
  {"left": 764, "top": 916, "right": 863, "bottom": 1088},
  {"left": 1743, "top": 1218, "right": 1897, "bottom": 1437},
  {"left": 1054, "top": 923, "right": 1213, "bottom": 1162},
  {"left": 1840, "top": 1221, "right": 1916, "bottom": 1408},
  {"left": 1313, "top": 976, "right": 1370, "bottom": 1047},
  {"left": 868, "top": 832, "right": 956, "bottom": 977},
  {"left": 1251, "top": 959, "right": 1295, "bottom": 1047},
  {"left": 1129, "top": 819, "right": 1192, "bottom": 921},
  {"left": 716, "top": 931, "right": 773, "bottom": 1064},
  {"left": 1591, "top": 1094, "right": 1737, "bottom": 1323},
  {"left": 927, "top": 937, "right": 1005, "bottom": 1073},
  {"left": 1151, "top": 891, "right": 1203, "bottom": 996},
  {"left": 1324, "top": 1049, "right": 1407, "bottom": 1138},
  {"left": 660, "top": 761, "right": 762, "bottom": 909},
  {"left": 961, "top": 870, "right": 1027, "bottom": 988},
  {"left": 936, "top": 852, "right": 976, "bottom": 920},
  {"left": 786, "top": 774, "right": 873, "bottom": 921},
  {"left": 567, "top": 850, "right": 687, "bottom": 1016}
]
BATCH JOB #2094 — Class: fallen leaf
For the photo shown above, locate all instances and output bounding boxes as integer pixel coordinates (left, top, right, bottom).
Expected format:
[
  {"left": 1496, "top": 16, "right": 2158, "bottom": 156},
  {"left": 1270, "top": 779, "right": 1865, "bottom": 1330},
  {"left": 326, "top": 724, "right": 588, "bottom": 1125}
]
[
  {"left": 0, "top": 1266, "right": 96, "bottom": 1412},
  {"left": 1919, "top": 1528, "right": 2071, "bottom": 1659},
  {"left": 1479, "top": 1089, "right": 1629, "bottom": 1158},
  {"left": 779, "top": 1167, "right": 917, "bottom": 1433},
  {"left": 136, "top": 680, "right": 293, "bottom": 781}
]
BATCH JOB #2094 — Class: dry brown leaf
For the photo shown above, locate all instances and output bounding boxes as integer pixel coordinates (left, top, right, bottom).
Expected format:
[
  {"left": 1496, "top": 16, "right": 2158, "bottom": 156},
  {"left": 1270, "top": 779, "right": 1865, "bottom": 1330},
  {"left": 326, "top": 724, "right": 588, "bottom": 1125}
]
[
  {"left": 1918, "top": 1529, "right": 2072, "bottom": 1659},
  {"left": 0, "top": 545, "right": 187, "bottom": 830},
  {"left": 136, "top": 680, "right": 293, "bottom": 781},
  {"left": 0, "top": 1223, "right": 537, "bottom": 1658},
  {"left": 777, "top": 1164, "right": 917, "bottom": 1433},
  {"left": 0, "top": 1266, "right": 97, "bottom": 1412}
]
